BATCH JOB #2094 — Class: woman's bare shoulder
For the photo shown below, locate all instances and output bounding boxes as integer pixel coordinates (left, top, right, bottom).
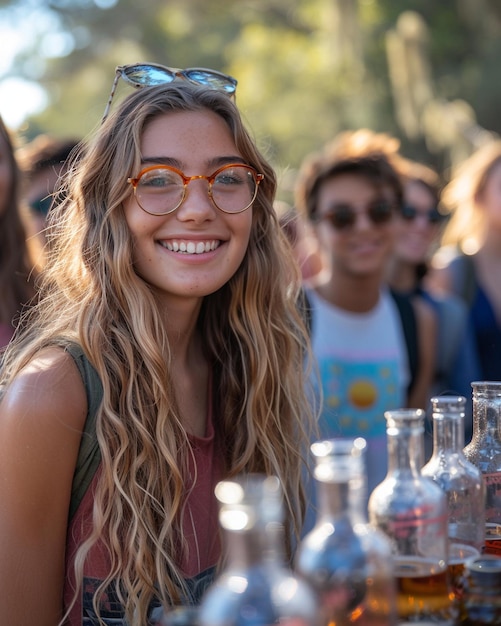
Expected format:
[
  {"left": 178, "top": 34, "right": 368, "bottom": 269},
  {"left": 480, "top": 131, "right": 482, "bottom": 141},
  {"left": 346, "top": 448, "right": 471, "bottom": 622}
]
[
  {"left": 0, "top": 345, "right": 88, "bottom": 438},
  {"left": 0, "top": 346, "right": 89, "bottom": 624}
]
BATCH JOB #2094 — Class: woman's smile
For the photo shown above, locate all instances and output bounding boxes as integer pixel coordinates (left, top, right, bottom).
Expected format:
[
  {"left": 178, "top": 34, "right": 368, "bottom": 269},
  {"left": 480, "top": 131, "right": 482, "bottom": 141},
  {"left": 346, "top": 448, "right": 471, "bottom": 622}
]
[{"left": 159, "top": 239, "right": 221, "bottom": 254}]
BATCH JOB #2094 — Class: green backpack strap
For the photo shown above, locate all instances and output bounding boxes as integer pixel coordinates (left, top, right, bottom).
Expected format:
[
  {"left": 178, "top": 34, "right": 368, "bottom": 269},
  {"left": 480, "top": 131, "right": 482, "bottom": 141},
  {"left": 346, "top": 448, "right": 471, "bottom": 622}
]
[{"left": 64, "top": 343, "right": 103, "bottom": 522}]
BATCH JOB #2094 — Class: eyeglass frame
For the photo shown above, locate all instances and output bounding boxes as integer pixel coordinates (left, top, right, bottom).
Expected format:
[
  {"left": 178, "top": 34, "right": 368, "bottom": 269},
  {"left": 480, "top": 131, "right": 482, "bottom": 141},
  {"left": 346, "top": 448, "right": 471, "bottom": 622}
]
[
  {"left": 127, "top": 162, "right": 265, "bottom": 216},
  {"left": 101, "top": 63, "right": 238, "bottom": 124},
  {"left": 314, "top": 199, "right": 397, "bottom": 231}
]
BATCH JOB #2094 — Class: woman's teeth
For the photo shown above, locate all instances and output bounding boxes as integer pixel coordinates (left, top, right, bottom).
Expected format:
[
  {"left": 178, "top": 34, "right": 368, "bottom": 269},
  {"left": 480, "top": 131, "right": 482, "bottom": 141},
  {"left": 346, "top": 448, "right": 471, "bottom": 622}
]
[{"left": 162, "top": 240, "right": 220, "bottom": 254}]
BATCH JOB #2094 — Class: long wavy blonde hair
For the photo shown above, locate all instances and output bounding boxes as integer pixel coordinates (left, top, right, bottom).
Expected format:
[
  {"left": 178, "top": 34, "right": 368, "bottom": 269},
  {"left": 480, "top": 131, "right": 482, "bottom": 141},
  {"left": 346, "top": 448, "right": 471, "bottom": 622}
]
[{"left": 0, "top": 83, "right": 316, "bottom": 624}]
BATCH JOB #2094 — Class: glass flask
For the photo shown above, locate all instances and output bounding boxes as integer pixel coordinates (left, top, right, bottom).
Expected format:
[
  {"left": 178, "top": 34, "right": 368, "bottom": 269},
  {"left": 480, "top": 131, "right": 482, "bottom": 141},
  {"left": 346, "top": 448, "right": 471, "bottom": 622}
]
[
  {"left": 421, "top": 396, "right": 484, "bottom": 613},
  {"left": 198, "top": 474, "right": 318, "bottom": 626},
  {"left": 461, "top": 555, "right": 501, "bottom": 625},
  {"left": 463, "top": 381, "right": 501, "bottom": 556},
  {"left": 368, "top": 409, "right": 457, "bottom": 625},
  {"left": 421, "top": 396, "right": 485, "bottom": 551},
  {"left": 296, "top": 437, "right": 397, "bottom": 626}
]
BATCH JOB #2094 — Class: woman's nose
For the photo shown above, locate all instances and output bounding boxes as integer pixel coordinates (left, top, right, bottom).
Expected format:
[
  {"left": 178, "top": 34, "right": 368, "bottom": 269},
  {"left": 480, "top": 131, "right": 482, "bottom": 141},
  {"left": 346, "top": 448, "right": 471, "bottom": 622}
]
[{"left": 175, "top": 179, "right": 217, "bottom": 221}]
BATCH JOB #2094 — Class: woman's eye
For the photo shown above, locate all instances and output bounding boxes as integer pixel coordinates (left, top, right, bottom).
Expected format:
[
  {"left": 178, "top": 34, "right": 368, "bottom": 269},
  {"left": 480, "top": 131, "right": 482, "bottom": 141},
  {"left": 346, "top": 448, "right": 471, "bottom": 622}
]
[
  {"left": 214, "top": 171, "right": 244, "bottom": 186},
  {"left": 140, "top": 172, "right": 179, "bottom": 188}
]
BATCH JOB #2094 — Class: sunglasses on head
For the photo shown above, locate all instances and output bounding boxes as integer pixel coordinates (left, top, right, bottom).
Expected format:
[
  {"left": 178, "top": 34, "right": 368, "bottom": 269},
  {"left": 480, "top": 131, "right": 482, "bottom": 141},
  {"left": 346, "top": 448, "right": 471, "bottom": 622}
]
[
  {"left": 101, "top": 63, "right": 238, "bottom": 124},
  {"left": 400, "top": 204, "right": 445, "bottom": 224},
  {"left": 316, "top": 200, "right": 395, "bottom": 231}
]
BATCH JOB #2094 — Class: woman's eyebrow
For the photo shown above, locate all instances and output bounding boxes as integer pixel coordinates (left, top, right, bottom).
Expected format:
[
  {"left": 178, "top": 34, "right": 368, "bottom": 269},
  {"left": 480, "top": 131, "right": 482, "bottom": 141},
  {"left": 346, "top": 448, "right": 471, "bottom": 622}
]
[{"left": 140, "top": 155, "right": 247, "bottom": 169}]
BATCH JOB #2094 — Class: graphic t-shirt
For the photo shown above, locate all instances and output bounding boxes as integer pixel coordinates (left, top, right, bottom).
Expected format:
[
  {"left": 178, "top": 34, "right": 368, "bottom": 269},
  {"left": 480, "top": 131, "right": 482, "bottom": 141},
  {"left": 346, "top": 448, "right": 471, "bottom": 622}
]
[{"left": 309, "top": 288, "right": 410, "bottom": 495}]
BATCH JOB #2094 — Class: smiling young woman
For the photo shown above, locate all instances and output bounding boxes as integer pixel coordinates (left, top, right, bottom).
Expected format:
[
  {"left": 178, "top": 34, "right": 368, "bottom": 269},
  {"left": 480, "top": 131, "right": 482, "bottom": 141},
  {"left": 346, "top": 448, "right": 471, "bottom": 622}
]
[{"left": 0, "top": 75, "right": 315, "bottom": 626}]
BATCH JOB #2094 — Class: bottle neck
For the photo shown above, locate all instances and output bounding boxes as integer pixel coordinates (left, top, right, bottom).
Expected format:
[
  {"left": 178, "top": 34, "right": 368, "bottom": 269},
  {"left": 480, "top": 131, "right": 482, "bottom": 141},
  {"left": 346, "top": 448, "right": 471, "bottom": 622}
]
[
  {"left": 316, "top": 475, "right": 367, "bottom": 523},
  {"left": 431, "top": 414, "right": 464, "bottom": 456},
  {"left": 223, "top": 525, "right": 284, "bottom": 568},
  {"left": 471, "top": 391, "right": 501, "bottom": 444},
  {"left": 387, "top": 426, "right": 424, "bottom": 475}
]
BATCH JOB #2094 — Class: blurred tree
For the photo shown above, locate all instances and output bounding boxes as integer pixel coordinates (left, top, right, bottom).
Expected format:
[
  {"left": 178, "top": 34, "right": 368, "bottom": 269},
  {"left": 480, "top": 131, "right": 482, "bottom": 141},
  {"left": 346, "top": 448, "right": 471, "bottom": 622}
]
[{"left": 1, "top": 0, "right": 501, "bottom": 200}]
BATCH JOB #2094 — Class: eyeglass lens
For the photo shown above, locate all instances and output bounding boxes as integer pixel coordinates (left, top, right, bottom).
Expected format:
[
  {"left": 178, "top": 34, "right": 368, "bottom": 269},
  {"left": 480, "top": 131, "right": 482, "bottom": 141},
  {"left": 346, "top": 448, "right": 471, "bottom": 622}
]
[
  {"left": 121, "top": 64, "right": 237, "bottom": 94},
  {"left": 320, "top": 201, "right": 394, "bottom": 230},
  {"left": 132, "top": 164, "right": 259, "bottom": 215},
  {"left": 122, "top": 65, "right": 177, "bottom": 86},
  {"left": 400, "top": 204, "right": 444, "bottom": 224}
]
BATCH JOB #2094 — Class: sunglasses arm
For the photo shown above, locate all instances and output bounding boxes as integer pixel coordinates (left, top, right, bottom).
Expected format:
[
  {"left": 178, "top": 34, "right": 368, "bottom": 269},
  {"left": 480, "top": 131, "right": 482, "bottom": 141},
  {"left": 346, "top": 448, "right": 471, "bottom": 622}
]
[{"left": 101, "top": 71, "right": 122, "bottom": 125}]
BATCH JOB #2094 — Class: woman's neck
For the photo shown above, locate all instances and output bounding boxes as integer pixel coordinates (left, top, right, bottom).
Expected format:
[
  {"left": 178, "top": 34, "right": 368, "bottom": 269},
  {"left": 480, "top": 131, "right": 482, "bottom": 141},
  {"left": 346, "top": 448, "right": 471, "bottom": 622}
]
[{"left": 316, "top": 272, "right": 382, "bottom": 313}]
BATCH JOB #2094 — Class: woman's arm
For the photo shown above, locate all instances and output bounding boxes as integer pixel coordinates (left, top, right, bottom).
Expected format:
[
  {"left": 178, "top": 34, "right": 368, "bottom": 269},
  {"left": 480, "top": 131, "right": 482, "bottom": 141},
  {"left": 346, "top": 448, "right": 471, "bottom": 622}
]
[{"left": 0, "top": 347, "right": 87, "bottom": 626}]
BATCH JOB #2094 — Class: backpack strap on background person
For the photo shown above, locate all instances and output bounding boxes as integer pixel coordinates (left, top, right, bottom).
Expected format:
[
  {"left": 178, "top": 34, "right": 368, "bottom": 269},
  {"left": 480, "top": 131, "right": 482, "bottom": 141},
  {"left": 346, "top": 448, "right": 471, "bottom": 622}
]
[
  {"left": 298, "top": 287, "right": 313, "bottom": 335},
  {"left": 389, "top": 289, "right": 419, "bottom": 396},
  {"left": 63, "top": 342, "right": 103, "bottom": 522}
]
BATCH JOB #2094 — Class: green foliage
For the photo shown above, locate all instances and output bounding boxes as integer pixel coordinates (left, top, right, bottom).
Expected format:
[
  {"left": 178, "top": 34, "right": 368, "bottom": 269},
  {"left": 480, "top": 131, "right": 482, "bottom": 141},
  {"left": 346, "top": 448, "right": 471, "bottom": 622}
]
[{"left": 2, "top": 0, "right": 501, "bottom": 199}]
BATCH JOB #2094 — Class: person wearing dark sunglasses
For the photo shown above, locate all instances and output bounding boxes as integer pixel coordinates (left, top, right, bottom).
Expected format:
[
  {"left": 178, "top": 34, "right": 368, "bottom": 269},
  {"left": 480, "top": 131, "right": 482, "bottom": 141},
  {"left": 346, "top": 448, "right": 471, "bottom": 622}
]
[
  {"left": 386, "top": 157, "right": 477, "bottom": 457},
  {"left": 17, "top": 134, "right": 81, "bottom": 246},
  {"left": 295, "top": 129, "right": 436, "bottom": 501},
  {"left": 0, "top": 68, "right": 315, "bottom": 626}
]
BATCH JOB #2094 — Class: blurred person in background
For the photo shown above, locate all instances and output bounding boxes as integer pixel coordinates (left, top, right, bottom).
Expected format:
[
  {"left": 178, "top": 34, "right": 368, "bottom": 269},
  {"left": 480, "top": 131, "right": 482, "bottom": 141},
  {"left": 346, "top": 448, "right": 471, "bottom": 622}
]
[
  {"left": 386, "top": 157, "right": 477, "bottom": 451},
  {"left": 0, "top": 115, "right": 42, "bottom": 350},
  {"left": 295, "top": 129, "right": 435, "bottom": 497},
  {"left": 17, "top": 134, "right": 80, "bottom": 246},
  {"left": 428, "top": 140, "right": 501, "bottom": 381},
  {"left": 386, "top": 157, "right": 477, "bottom": 397},
  {"left": 275, "top": 200, "right": 327, "bottom": 286}
]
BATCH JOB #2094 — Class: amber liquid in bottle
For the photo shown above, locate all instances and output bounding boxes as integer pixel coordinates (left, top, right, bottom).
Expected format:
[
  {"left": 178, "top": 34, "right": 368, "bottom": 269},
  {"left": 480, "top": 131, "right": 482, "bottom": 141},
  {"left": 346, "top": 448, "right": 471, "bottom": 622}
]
[
  {"left": 369, "top": 409, "right": 458, "bottom": 625},
  {"left": 394, "top": 557, "right": 455, "bottom": 621}
]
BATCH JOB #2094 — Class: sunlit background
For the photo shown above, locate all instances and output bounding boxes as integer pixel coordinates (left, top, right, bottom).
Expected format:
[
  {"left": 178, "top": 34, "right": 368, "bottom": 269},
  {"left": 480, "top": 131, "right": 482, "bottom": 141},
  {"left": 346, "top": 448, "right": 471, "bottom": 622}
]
[{"left": 2, "top": 0, "right": 501, "bottom": 201}]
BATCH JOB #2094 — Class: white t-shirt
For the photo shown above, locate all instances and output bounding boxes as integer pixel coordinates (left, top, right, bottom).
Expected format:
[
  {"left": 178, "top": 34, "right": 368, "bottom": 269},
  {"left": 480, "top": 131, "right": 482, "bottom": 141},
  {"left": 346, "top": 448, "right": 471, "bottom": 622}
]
[{"left": 308, "top": 287, "right": 410, "bottom": 496}]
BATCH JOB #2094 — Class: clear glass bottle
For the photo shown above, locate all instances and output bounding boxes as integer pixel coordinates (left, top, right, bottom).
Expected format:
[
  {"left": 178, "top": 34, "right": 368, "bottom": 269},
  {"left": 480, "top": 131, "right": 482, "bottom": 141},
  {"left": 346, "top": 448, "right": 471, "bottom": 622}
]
[
  {"left": 368, "top": 409, "right": 457, "bottom": 625},
  {"left": 296, "top": 437, "right": 397, "bottom": 626},
  {"left": 421, "top": 396, "right": 484, "bottom": 614},
  {"left": 463, "top": 381, "right": 501, "bottom": 556},
  {"left": 198, "top": 474, "right": 318, "bottom": 626},
  {"left": 421, "top": 395, "right": 485, "bottom": 552}
]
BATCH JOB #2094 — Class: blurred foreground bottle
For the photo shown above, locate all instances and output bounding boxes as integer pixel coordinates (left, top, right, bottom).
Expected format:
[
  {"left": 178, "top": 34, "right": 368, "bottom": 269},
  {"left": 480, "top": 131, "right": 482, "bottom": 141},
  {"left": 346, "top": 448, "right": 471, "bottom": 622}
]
[
  {"left": 296, "top": 437, "right": 397, "bottom": 626},
  {"left": 368, "top": 409, "right": 458, "bottom": 625},
  {"left": 463, "top": 381, "right": 501, "bottom": 556},
  {"left": 198, "top": 474, "right": 318, "bottom": 626},
  {"left": 421, "top": 396, "right": 484, "bottom": 618},
  {"left": 461, "top": 555, "right": 501, "bottom": 625}
]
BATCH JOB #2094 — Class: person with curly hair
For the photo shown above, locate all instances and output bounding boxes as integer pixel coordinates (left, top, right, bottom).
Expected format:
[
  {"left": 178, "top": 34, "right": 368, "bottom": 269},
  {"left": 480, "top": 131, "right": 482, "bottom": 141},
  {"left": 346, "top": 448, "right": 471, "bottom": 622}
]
[
  {"left": 0, "top": 115, "right": 41, "bottom": 349},
  {"left": 0, "top": 67, "right": 315, "bottom": 626}
]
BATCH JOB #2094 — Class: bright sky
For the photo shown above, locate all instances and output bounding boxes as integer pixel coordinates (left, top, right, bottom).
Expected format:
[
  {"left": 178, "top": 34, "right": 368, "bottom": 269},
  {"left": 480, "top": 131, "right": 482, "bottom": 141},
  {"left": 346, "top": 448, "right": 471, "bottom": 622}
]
[
  {"left": 0, "top": 5, "right": 51, "bottom": 129},
  {"left": 0, "top": 0, "right": 118, "bottom": 129},
  {"left": 0, "top": 78, "right": 47, "bottom": 129}
]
